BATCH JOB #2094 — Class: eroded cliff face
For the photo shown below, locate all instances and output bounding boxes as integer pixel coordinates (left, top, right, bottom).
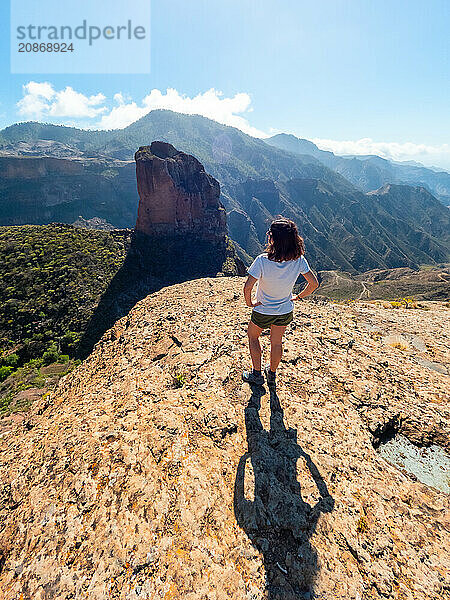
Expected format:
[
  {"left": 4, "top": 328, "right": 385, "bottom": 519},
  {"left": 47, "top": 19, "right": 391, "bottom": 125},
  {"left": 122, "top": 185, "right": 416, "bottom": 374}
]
[
  {"left": 135, "top": 141, "right": 227, "bottom": 238},
  {"left": 0, "top": 278, "right": 449, "bottom": 600},
  {"left": 0, "top": 156, "right": 138, "bottom": 227},
  {"left": 0, "top": 156, "right": 84, "bottom": 179},
  {"left": 130, "top": 141, "right": 242, "bottom": 284}
]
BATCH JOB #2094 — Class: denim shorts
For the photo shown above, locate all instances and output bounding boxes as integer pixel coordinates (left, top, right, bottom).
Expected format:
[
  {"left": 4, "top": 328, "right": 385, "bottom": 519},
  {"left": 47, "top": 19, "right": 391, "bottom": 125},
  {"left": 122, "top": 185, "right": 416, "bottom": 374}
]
[{"left": 250, "top": 310, "right": 293, "bottom": 329}]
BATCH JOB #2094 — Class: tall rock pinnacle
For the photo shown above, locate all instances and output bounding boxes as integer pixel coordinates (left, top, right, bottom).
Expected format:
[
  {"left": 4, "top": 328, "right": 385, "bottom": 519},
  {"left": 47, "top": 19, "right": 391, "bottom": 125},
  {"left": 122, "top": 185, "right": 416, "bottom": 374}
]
[
  {"left": 135, "top": 141, "right": 227, "bottom": 238},
  {"left": 78, "top": 142, "right": 243, "bottom": 356}
]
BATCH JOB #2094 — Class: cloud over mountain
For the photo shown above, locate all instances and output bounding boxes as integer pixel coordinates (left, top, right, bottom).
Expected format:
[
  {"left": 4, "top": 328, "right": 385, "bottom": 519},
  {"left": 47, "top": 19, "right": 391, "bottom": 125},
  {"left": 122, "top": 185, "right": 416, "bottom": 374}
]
[
  {"left": 16, "top": 83, "right": 265, "bottom": 137},
  {"left": 15, "top": 82, "right": 450, "bottom": 170},
  {"left": 97, "top": 88, "right": 266, "bottom": 136},
  {"left": 313, "top": 137, "right": 450, "bottom": 170}
]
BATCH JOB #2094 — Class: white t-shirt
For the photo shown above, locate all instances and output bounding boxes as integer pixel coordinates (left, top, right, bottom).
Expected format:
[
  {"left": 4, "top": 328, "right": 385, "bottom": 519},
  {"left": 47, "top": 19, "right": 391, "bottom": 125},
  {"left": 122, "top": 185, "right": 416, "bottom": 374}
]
[{"left": 247, "top": 253, "right": 310, "bottom": 315}]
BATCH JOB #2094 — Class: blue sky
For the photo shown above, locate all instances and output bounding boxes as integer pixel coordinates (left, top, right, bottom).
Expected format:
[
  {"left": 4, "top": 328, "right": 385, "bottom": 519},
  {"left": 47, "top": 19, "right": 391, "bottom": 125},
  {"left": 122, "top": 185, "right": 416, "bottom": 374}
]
[{"left": 1, "top": 0, "right": 449, "bottom": 168}]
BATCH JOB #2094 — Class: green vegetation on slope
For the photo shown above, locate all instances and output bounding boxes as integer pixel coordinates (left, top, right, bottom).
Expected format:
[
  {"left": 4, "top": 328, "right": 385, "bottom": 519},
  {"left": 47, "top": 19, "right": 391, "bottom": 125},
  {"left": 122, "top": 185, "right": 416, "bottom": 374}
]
[
  {"left": 0, "top": 223, "right": 243, "bottom": 415},
  {"left": 0, "top": 224, "right": 130, "bottom": 412}
]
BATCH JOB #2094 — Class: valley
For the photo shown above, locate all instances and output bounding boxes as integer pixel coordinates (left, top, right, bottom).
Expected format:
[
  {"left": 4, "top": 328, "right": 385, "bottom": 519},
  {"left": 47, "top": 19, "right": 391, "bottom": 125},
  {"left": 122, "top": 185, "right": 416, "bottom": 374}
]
[
  {"left": 315, "top": 265, "right": 450, "bottom": 301},
  {"left": 1, "top": 110, "right": 449, "bottom": 274}
]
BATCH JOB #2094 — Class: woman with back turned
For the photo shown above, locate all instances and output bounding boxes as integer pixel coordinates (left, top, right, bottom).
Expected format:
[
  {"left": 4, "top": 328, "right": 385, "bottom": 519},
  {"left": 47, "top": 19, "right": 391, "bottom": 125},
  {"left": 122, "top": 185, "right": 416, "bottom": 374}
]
[{"left": 242, "top": 217, "right": 319, "bottom": 387}]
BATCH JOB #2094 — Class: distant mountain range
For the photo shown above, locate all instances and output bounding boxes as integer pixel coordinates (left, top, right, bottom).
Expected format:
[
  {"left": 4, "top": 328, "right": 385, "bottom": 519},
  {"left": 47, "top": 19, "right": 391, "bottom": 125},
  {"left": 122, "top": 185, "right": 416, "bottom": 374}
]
[
  {"left": 0, "top": 110, "right": 449, "bottom": 273},
  {"left": 266, "top": 133, "right": 450, "bottom": 206}
]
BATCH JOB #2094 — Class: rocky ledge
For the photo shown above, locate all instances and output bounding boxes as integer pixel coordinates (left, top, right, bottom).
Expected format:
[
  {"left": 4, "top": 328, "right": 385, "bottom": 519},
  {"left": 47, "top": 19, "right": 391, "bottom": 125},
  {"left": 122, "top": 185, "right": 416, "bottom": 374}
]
[{"left": 0, "top": 278, "right": 448, "bottom": 599}]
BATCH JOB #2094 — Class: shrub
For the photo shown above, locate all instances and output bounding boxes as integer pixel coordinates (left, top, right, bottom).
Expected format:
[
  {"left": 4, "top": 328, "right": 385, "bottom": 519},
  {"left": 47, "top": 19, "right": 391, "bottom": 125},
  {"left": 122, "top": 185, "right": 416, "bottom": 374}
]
[
  {"left": 0, "top": 366, "right": 14, "bottom": 382},
  {"left": 1, "top": 353, "right": 19, "bottom": 367},
  {"left": 356, "top": 515, "right": 368, "bottom": 534},
  {"left": 391, "top": 341, "right": 409, "bottom": 351},
  {"left": 173, "top": 373, "right": 186, "bottom": 388},
  {"left": 172, "top": 366, "right": 187, "bottom": 388},
  {"left": 389, "top": 297, "right": 417, "bottom": 309},
  {"left": 42, "top": 344, "right": 59, "bottom": 366}
]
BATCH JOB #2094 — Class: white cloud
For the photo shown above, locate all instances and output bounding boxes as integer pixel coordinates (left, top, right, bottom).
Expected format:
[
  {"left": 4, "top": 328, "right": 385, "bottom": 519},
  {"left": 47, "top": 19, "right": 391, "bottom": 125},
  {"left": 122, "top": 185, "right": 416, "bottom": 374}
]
[
  {"left": 17, "top": 81, "right": 107, "bottom": 120},
  {"left": 17, "top": 82, "right": 265, "bottom": 136},
  {"left": 17, "top": 82, "right": 55, "bottom": 119},
  {"left": 97, "top": 87, "right": 266, "bottom": 136},
  {"left": 23, "top": 81, "right": 55, "bottom": 101},
  {"left": 312, "top": 137, "right": 450, "bottom": 170},
  {"left": 48, "top": 87, "right": 106, "bottom": 119},
  {"left": 15, "top": 82, "right": 450, "bottom": 170}
]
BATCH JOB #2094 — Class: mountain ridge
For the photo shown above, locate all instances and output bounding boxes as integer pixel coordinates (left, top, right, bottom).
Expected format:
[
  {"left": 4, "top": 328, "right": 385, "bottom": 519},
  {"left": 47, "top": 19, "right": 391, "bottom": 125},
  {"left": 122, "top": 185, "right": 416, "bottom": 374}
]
[
  {"left": 266, "top": 133, "right": 450, "bottom": 205},
  {"left": 3, "top": 117, "right": 449, "bottom": 202},
  {"left": 1, "top": 110, "right": 449, "bottom": 272}
]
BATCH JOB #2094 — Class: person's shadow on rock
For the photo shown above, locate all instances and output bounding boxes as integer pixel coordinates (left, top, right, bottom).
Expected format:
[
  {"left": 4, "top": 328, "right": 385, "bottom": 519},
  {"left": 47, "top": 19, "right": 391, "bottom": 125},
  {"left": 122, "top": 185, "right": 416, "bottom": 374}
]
[{"left": 234, "top": 384, "right": 334, "bottom": 600}]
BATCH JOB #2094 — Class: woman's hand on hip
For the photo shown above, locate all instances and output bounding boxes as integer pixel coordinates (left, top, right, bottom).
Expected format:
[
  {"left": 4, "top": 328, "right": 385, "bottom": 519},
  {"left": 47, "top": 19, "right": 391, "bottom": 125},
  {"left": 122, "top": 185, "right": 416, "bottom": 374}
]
[{"left": 247, "top": 300, "right": 262, "bottom": 308}]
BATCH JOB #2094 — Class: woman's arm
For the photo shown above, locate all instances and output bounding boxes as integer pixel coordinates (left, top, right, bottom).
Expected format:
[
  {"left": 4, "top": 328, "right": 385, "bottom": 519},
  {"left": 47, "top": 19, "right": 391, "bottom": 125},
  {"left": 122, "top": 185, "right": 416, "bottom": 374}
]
[
  {"left": 297, "top": 446, "right": 334, "bottom": 514},
  {"left": 243, "top": 275, "right": 262, "bottom": 308},
  {"left": 293, "top": 270, "right": 319, "bottom": 300}
]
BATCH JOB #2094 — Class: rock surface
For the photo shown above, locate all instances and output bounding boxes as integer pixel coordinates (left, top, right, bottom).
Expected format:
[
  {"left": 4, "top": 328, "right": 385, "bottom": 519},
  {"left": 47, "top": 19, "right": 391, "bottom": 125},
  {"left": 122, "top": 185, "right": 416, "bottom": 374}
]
[
  {"left": 0, "top": 278, "right": 449, "bottom": 599},
  {"left": 72, "top": 216, "right": 116, "bottom": 231},
  {"left": 135, "top": 141, "right": 227, "bottom": 238}
]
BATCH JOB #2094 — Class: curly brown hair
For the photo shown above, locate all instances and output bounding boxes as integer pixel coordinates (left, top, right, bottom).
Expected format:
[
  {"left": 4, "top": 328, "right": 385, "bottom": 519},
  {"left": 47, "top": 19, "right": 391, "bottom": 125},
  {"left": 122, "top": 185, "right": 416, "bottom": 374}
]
[{"left": 265, "top": 217, "right": 305, "bottom": 262}]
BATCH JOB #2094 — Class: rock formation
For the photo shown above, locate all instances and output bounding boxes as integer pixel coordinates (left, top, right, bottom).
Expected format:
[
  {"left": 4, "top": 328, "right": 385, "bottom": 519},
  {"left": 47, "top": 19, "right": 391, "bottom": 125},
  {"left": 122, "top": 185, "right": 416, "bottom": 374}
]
[
  {"left": 135, "top": 141, "right": 227, "bottom": 238},
  {"left": 76, "top": 144, "right": 243, "bottom": 357},
  {"left": 0, "top": 278, "right": 449, "bottom": 599},
  {"left": 130, "top": 141, "right": 242, "bottom": 283}
]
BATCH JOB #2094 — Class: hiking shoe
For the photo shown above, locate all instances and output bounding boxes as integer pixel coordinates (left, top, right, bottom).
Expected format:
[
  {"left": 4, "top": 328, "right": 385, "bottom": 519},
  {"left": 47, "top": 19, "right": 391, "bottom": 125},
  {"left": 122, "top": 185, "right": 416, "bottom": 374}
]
[
  {"left": 264, "top": 365, "right": 276, "bottom": 388},
  {"left": 242, "top": 370, "right": 264, "bottom": 386}
]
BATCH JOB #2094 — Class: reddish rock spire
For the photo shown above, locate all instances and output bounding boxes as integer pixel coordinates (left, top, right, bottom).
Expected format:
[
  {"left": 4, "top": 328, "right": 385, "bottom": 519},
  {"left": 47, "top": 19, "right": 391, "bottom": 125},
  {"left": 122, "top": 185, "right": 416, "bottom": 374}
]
[{"left": 135, "top": 141, "right": 226, "bottom": 238}]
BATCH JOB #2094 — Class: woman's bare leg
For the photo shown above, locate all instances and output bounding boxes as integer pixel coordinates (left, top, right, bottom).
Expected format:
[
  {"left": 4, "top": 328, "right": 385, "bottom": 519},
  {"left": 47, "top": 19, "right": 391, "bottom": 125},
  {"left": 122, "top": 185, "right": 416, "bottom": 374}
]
[
  {"left": 247, "top": 321, "right": 263, "bottom": 371},
  {"left": 269, "top": 325, "right": 287, "bottom": 372}
]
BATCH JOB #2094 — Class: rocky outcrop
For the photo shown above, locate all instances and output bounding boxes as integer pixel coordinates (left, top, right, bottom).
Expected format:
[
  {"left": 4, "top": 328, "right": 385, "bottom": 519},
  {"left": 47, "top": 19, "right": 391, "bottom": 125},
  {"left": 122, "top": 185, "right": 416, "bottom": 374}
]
[
  {"left": 131, "top": 141, "right": 242, "bottom": 281},
  {"left": 135, "top": 141, "right": 227, "bottom": 238},
  {"left": 0, "top": 140, "right": 86, "bottom": 159},
  {"left": 77, "top": 145, "right": 243, "bottom": 356},
  {"left": 71, "top": 216, "right": 116, "bottom": 230},
  {"left": 0, "top": 278, "right": 449, "bottom": 599},
  {"left": 0, "top": 156, "right": 85, "bottom": 178}
]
